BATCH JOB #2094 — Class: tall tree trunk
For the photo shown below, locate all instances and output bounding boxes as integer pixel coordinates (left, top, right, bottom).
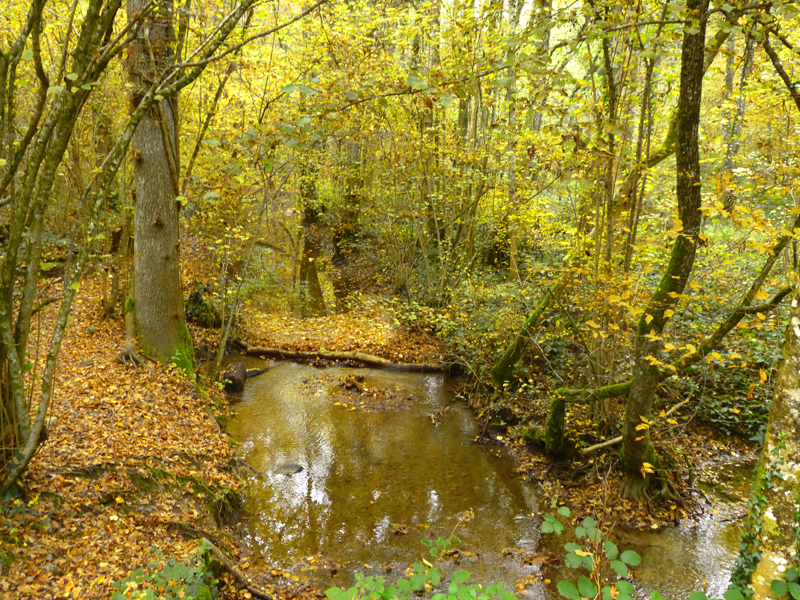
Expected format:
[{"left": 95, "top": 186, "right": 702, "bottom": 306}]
[
  {"left": 128, "top": 0, "right": 192, "bottom": 367},
  {"left": 297, "top": 163, "right": 326, "bottom": 317},
  {"left": 618, "top": 0, "right": 707, "bottom": 498}
]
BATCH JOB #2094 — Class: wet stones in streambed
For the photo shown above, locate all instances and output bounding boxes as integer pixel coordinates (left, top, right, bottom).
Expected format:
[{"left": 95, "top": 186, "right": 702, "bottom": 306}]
[{"left": 273, "top": 463, "right": 304, "bottom": 476}]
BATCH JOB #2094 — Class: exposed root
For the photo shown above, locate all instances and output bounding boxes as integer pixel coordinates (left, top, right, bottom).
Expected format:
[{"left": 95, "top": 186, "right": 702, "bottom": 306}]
[
  {"left": 202, "top": 537, "right": 275, "bottom": 599},
  {"left": 115, "top": 340, "right": 146, "bottom": 368}
]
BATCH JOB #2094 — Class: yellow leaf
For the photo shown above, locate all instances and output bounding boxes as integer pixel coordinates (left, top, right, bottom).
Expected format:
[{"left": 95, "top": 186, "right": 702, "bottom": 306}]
[
  {"left": 586, "top": 320, "right": 600, "bottom": 328},
  {"left": 645, "top": 314, "right": 654, "bottom": 325},
  {"left": 667, "top": 419, "right": 678, "bottom": 425},
  {"left": 664, "top": 343, "right": 676, "bottom": 352},
  {"left": 684, "top": 344, "right": 697, "bottom": 354},
  {"left": 635, "top": 423, "right": 650, "bottom": 431},
  {"left": 664, "top": 309, "right": 674, "bottom": 318},
  {"left": 754, "top": 290, "right": 770, "bottom": 300},
  {"left": 574, "top": 550, "right": 592, "bottom": 557},
  {"left": 757, "top": 312, "right": 766, "bottom": 320},
  {"left": 639, "top": 415, "right": 649, "bottom": 423},
  {"left": 760, "top": 369, "right": 768, "bottom": 384},
  {"left": 115, "top": 496, "right": 124, "bottom": 504}
]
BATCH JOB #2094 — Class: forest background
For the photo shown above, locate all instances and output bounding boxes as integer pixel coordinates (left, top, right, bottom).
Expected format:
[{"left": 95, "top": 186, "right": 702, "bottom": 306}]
[{"left": 2, "top": 0, "right": 800, "bottom": 597}]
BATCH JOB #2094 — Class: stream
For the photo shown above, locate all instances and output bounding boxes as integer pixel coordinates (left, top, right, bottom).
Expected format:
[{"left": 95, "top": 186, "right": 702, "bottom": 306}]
[{"left": 226, "top": 360, "right": 751, "bottom": 599}]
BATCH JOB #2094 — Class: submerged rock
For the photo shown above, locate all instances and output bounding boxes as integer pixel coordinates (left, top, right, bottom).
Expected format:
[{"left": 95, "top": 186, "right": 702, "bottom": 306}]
[{"left": 273, "top": 463, "right": 304, "bottom": 475}]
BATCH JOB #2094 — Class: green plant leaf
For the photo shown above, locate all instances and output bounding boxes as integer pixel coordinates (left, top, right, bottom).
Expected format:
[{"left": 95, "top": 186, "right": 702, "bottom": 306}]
[
  {"left": 610, "top": 560, "right": 628, "bottom": 577},
  {"left": 651, "top": 592, "right": 665, "bottom": 600},
  {"left": 620, "top": 550, "right": 641, "bottom": 566},
  {"left": 788, "top": 581, "right": 800, "bottom": 599},
  {"left": 557, "top": 506, "right": 571, "bottom": 517},
  {"left": 577, "top": 576, "right": 597, "bottom": 598},
  {"left": 723, "top": 588, "right": 744, "bottom": 600},
  {"left": 557, "top": 580, "right": 581, "bottom": 600},
  {"left": 564, "top": 551, "right": 584, "bottom": 570},
  {"left": 452, "top": 570, "right": 470, "bottom": 586},
  {"left": 616, "top": 581, "right": 635, "bottom": 595},
  {"left": 688, "top": 593, "right": 709, "bottom": 600},
  {"left": 604, "top": 541, "right": 619, "bottom": 560},
  {"left": 406, "top": 75, "right": 428, "bottom": 90}
]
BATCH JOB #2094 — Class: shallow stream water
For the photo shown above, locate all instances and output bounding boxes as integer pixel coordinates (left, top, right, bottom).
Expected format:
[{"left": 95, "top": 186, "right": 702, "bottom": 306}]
[{"left": 226, "top": 360, "right": 751, "bottom": 599}]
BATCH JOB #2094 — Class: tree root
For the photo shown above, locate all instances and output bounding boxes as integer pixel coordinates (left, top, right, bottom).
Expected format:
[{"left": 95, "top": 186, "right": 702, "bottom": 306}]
[
  {"left": 618, "top": 474, "right": 652, "bottom": 501},
  {"left": 115, "top": 340, "right": 147, "bottom": 368},
  {"left": 201, "top": 537, "right": 274, "bottom": 600}
]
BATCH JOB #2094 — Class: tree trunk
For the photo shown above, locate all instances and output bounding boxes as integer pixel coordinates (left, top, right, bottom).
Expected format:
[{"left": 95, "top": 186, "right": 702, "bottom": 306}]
[
  {"left": 297, "top": 164, "right": 326, "bottom": 317},
  {"left": 128, "top": 0, "right": 192, "bottom": 368},
  {"left": 619, "top": 0, "right": 707, "bottom": 496}
]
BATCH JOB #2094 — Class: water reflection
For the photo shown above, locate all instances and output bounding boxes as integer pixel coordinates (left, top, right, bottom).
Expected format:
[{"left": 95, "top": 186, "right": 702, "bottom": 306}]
[
  {"left": 227, "top": 360, "right": 751, "bottom": 598},
  {"left": 227, "top": 361, "right": 541, "bottom": 588}
]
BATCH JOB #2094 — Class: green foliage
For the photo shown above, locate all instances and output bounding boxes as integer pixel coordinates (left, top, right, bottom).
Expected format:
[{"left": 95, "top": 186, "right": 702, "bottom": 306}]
[
  {"left": 542, "top": 501, "right": 647, "bottom": 600},
  {"left": 729, "top": 435, "right": 788, "bottom": 596},
  {"left": 325, "top": 539, "right": 514, "bottom": 600},
  {"left": 185, "top": 288, "right": 222, "bottom": 328},
  {"left": 110, "top": 541, "right": 219, "bottom": 600}
]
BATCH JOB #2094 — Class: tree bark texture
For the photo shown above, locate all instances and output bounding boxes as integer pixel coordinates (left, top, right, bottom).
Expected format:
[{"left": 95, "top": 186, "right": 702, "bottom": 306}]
[
  {"left": 128, "top": 0, "right": 188, "bottom": 361},
  {"left": 620, "top": 0, "right": 707, "bottom": 483}
]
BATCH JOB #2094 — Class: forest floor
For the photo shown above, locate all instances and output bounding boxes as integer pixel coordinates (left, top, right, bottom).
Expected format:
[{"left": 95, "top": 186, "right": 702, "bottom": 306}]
[{"left": 1, "top": 257, "right": 756, "bottom": 599}]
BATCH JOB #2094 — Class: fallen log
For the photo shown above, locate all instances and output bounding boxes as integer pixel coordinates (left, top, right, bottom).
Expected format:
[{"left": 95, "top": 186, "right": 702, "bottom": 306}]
[{"left": 241, "top": 343, "right": 443, "bottom": 372}]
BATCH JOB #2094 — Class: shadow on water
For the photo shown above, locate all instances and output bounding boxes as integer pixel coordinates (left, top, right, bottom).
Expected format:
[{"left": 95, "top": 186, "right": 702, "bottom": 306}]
[{"left": 226, "top": 360, "right": 752, "bottom": 599}]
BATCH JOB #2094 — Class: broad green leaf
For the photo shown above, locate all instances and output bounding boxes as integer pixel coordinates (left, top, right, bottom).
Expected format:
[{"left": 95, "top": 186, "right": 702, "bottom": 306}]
[
  {"left": 610, "top": 560, "right": 628, "bottom": 577},
  {"left": 440, "top": 95, "right": 456, "bottom": 107},
  {"left": 620, "top": 550, "right": 641, "bottom": 566},
  {"left": 452, "top": 570, "right": 470, "bottom": 586},
  {"left": 788, "top": 581, "right": 800, "bottom": 599},
  {"left": 48, "top": 86, "right": 64, "bottom": 94},
  {"left": 557, "top": 506, "right": 571, "bottom": 517},
  {"left": 616, "top": 581, "right": 635, "bottom": 595},
  {"left": 557, "top": 580, "right": 580, "bottom": 600},
  {"left": 22, "top": 50, "right": 33, "bottom": 61},
  {"left": 406, "top": 75, "right": 428, "bottom": 90},
  {"left": 651, "top": 592, "right": 665, "bottom": 600},
  {"left": 604, "top": 541, "right": 619, "bottom": 560},
  {"left": 688, "top": 593, "right": 709, "bottom": 600},
  {"left": 66, "top": 73, "right": 79, "bottom": 81},
  {"left": 577, "top": 576, "right": 597, "bottom": 598},
  {"left": 564, "top": 551, "right": 584, "bottom": 570},
  {"left": 723, "top": 588, "right": 744, "bottom": 600}
]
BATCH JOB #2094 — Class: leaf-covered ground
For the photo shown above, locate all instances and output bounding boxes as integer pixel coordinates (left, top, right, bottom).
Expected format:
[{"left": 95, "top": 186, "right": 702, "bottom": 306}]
[
  {"left": 1, "top": 255, "right": 755, "bottom": 599},
  {"left": 0, "top": 273, "right": 316, "bottom": 600}
]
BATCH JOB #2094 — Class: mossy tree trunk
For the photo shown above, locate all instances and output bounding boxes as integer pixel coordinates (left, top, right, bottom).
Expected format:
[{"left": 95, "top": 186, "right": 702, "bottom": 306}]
[
  {"left": 128, "top": 0, "right": 192, "bottom": 367},
  {"left": 619, "top": 0, "right": 707, "bottom": 497}
]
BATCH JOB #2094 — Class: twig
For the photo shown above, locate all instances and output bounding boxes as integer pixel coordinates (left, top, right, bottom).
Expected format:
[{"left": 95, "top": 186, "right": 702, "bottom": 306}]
[{"left": 580, "top": 397, "right": 691, "bottom": 455}]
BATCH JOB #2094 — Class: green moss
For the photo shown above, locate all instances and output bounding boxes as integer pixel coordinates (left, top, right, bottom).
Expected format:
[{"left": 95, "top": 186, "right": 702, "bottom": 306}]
[
  {"left": 124, "top": 297, "right": 134, "bottom": 314},
  {"left": 171, "top": 321, "right": 196, "bottom": 379},
  {"left": 545, "top": 393, "right": 567, "bottom": 456}
]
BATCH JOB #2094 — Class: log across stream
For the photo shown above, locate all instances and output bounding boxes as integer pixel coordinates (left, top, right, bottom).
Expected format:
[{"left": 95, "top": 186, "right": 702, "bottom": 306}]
[{"left": 226, "top": 359, "right": 750, "bottom": 599}]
